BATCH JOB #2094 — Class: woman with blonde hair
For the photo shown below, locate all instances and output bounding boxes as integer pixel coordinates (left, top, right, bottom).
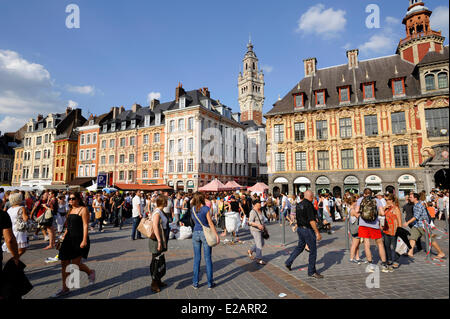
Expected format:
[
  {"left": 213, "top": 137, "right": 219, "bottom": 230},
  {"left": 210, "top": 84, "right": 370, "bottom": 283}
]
[{"left": 2, "top": 192, "right": 29, "bottom": 256}]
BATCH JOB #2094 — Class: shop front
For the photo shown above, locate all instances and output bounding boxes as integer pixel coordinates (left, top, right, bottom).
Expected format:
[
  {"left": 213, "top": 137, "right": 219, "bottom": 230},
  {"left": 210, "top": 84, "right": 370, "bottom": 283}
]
[
  {"left": 293, "top": 176, "right": 311, "bottom": 195},
  {"left": 273, "top": 177, "right": 289, "bottom": 197},
  {"left": 397, "top": 174, "right": 417, "bottom": 199},
  {"left": 365, "top": 175, "right": 382, "bottom": 192},
  {"left": 343, "top": 175, "right": 360, "bottom": 194},
  {"left": 315, "top": 176, "right": 330, "bottom": 195}
]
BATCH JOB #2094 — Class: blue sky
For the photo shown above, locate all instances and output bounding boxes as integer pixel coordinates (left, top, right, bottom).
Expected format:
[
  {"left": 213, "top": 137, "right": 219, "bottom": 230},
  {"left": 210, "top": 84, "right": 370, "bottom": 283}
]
[{"left": 0, "top": 0, "right": 448, "bottom": 132}]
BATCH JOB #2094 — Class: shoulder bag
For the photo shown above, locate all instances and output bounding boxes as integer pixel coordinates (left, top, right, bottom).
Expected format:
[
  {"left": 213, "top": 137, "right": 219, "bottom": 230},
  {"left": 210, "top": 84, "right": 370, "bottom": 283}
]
[
  {"left": 138, "top": 209, "right": 158, "bottom": 239},
  {"left": 255, "top": 211, "right": 269, "bottom": 240},
  {"left": 193, "top": 207, "right": 218, "bottom": 247}
]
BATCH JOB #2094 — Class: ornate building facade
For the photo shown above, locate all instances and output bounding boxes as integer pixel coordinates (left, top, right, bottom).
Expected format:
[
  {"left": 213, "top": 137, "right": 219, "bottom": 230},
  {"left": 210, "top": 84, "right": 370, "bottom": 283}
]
[{"left": 265, "top": 1, "right": 448, "bottom": 198}]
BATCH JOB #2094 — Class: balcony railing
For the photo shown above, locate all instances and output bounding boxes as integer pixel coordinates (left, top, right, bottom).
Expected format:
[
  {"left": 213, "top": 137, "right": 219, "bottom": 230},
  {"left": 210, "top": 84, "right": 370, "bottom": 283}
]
[{"left": 399, "top": 30, "right": 442, "bottom": 46}]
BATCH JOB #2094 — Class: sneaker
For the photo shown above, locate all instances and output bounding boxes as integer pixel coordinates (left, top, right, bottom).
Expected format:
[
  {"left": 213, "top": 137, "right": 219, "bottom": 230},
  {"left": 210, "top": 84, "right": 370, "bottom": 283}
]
[
  {"left": 51, "top": 289, "right": 71, "bottom": 298},
  {"left": 44, "top": 236, "right": 49, "bottom": 241},
  {"left": 88, "top": 270, "right": 96, "bottom": 285},
  {"left": 192, "top": 285, "right": 199, "bottom": 290},
  {"left": 381, "top": 265, "right": 389, "bottom": 273},
  {"left": 285, "top": 264, "right": 292, "bottom": 271},
  {"left": 388, "top": 265, "right": 394, "bottom": 272},
  {"left": 309, "top": 273, "right": 324, "bottom": 279},
  {"left": 350, "top": 259, "right": 361, "bottom": 265}
]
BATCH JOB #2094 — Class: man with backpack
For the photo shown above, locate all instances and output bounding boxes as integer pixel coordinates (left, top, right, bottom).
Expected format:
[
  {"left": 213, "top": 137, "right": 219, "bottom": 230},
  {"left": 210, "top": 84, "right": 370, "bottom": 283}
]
[
  {"left": 355, "top": 188, "right": 389, "bottom": 272},
  {"left": 404, "top": 193, "right": 446, "bottom": 259}
]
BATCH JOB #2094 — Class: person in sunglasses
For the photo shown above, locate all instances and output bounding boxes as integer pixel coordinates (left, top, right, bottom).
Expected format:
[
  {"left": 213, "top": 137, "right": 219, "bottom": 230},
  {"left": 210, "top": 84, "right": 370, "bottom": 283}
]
[{"left": 52, "top": 192, "right": 95, "bottom": 298}]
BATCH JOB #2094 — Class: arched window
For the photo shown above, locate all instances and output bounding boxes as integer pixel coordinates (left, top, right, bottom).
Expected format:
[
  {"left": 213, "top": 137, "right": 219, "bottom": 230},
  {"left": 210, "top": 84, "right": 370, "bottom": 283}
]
[
  {"left": 425, "top": 74, "right": 435, "bottom": 91},
  {"left": 438, "top": 72, "right": 448, "bottom": 89}
]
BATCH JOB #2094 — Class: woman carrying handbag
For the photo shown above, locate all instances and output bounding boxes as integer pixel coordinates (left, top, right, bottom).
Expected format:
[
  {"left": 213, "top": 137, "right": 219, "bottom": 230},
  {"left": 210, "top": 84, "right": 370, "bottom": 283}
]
[
  {"left": 191, "top": 192, "right": 220, "bottom": 290},
  {"left": 148, "top": 195, "right": 169, "bottom": 293},
  {"left": 247, "top": 199, "right": 268, "bottom": 265}
]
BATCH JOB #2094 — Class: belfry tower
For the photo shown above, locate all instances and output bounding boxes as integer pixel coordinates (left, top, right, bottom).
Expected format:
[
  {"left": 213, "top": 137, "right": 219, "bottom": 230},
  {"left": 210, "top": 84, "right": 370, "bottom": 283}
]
[
  {"left": 397, "top": 0, "right": 445, "bottom": 64},
  {"left": 238, "top": 40, "right": 265, "bottom": 125}
]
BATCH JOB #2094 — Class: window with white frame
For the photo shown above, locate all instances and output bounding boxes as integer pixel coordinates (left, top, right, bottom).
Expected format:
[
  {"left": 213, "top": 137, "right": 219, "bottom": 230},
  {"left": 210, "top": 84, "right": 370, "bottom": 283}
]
[
  {"left": 154, "top": 133, "right": 160, "bottom": 143},
  {"left": 169, "top": 120, "right": 175, "bottom": 132},
  {"left": 143, "top": 134, "right": 149, "bottom": 144},
  {"left": 295, "top": 152, "right": 307, "bottom": 171},
  {"left": 274, "top": 124, "right": 284, "bottom": 143},
  {"left": 119, "top": 154, "right": 125, "bottom": 163},
  {"left": 101, "top": 156, "right": 106, "bottom": 165},
  {"left": 120, "top": 138, "right": 126, "bottom": 147},
  {"left": 153, "top": 169, "right": 159, "bottom": 178},
  {"left": 177, "top": 159, "right": 183, "bottom": 172},
  {"left": 102, "top": 140, "right": 107, "bottom": 148},
  {"left": 153, "top": 151, "right": 159, "bottom": 161},
  {"left": 169, "top": 160, "right": 174, "bottom": 172},
  {"left": 187, "top": 159, "right": 194, "bottom": 171},
  {"left": 188, "top": 138, "right": 194, "bottom": 152},
  {"left": 91, "top": 164, "right": 96, "bottom": 176},
  {"left": 178, "top": 119, "right": 185, "bottom": 131},
  {"left": 86, "top": 134, "right": 91, "bottom": 144},
  {"left": 92, "top": 149, "right": 96, "bottom": 160},
  {"left": 130, "top": 136, "right": 135, "bottom": 146},
  {"left": 121, "top": 122, "right": 127, "bottom": 130},
  {"left": 86, "top": 150, "right": 90, "bottom": 160},
  {"left": 188, "top": 117, "right": 194, "bottom": 130},
  {"left": 142, "top": 170, "right": 148, "bottom": 179},
  {"left": 109, "top": 155, "right": 114, "bottom": 164},
  {"left": 177, "top": 139, "right": 183, "bottom": 152},
  {"left": 169, "top": 140, "right": 174, "bottom": 153},
  {"left": 143, "top": 152, "right": 149, "bottom": 162},
  {"left": 80, "top": 150, "right": 84, "bottom": 161},
  {"left": 80, "top": 135, "right": 85, "bottom": 145},
  {"left": 145, "top": 115, "right": 150, "bottom": 127},
  {"left": 275, "top": 153, "right": 285, "bottom": 171},
  {"left": 110, "top": 139, "right": 115, "bottom": 148},
  {"left": 79, "top": 165, "right": 84, "bottom": 177},
  {"left": 92, "top": 133, "right": 97, "bottom": 144}
]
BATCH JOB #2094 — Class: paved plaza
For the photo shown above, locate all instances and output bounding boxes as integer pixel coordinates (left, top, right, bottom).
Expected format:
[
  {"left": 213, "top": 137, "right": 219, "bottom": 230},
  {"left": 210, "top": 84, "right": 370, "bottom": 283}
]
[{"left": 11, "top": 219, "right": 449, "bottom": 299}]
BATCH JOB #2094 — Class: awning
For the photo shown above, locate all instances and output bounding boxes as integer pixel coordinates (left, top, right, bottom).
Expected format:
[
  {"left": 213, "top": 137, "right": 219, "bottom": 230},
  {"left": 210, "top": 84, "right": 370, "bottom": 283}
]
[
  {"left": 294, "top": 177, "right": 311, "bottom": 184},
  {"left": 68, "top": 178, "right": 95, "bottom": 187},
  {"left": 247, "top": 182, "right": 269, "bottom": 193},
  {"left": 273, "top": 177, "right": 288, "bottom": 183},
  {"left": 198, "top": 179, "right": 232, "bottom": 192},
  {"left": 114, "top": 183, "right": 173, "bottom": 191}
]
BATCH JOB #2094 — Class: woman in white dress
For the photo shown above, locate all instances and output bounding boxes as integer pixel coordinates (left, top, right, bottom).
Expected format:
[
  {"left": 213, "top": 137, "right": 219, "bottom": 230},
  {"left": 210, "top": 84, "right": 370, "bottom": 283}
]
[{"left": 3, "top": 192, "right": 29, "bottom": 256}]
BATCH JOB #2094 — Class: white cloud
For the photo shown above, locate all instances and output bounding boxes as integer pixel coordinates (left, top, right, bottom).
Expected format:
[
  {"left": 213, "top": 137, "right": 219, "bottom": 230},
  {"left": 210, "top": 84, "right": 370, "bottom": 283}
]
[
  {"left": 296, "top": 4, "right": 347, "bottom": 38},
  {"left": 385, "top": 16, "right": 400, "bottom": 26},
  {"left": 0, "top": 116, "right": 28, "bottom": 133},
  {"left": 0, "top": 49, "right": 65, "bottom": 132},
  {"left": 66, "top": 85, "right": 95, "bottom": 95},
  {"left": 147, "top": 92, "right": 161, "bottom": 103},
  {"left": 359, "top": 34, "right": 396, "bottom": 55},
  {"left": 431, "top": 6, "right": 449, "bottom": 39},
  {"left": 261, "top": 65, "right": 274, "bottom": 73},
  {"left": 342, "top": 43, "right": 352, "bottom": 50},
  {"left": 68, "top": 100, "right": 79, "bottom": 108}
]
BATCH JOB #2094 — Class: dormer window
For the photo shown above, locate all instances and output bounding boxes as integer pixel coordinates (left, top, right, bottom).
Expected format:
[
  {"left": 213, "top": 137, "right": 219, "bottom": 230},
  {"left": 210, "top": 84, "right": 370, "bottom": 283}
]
[
  {"left": 121, "top": 121, "right": 126, "bottom": 130},
  {"left": 131, "top": 120, "right": 136, "bottom": 129},
  {"left": 363, "top": 82, "right": 375, "bottom": 100},
  {"left": 339, "top": 86, "right": 350, "bottom": 103},
  {"left": 103, "top": 124, "right": 107, "bottom": 133},
  {"left": 315, "top": 90, "right": 326, "bottom": 106},
  {"left": 294, "top": 93, "right": 305, "bottom": 108},
  {"left": 47, "top": 121, "right": 53, "bottom": 128},
  {"left": 144, "top": 115, "right": 150, "bottom": 127},
  {"left": 155, "top": 113, "right": 161, "bottom": 125},
  {"left": 180, "top": 96, "right": 186, "bottom": 108},
  {"left": 111, "top": 123, "right": 116, "bottom": 131},
  {"left": 392, "top": 78, "right": 405, "bottom": 96},
  {"left": 89, "top": 120, "right": 94, "bottom": 126}
]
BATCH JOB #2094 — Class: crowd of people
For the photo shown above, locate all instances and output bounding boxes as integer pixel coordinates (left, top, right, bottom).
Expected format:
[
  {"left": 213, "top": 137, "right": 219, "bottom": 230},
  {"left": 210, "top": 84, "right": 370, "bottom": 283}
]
[{"left": 0, "top": 186, "right": 448, "bottom": 299}]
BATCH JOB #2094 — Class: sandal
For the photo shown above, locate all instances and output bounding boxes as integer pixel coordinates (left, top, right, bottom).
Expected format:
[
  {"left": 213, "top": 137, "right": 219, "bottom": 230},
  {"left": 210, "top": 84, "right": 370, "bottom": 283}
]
[{"left": 247, "top": 250, "right": 255, "bottom": 260}]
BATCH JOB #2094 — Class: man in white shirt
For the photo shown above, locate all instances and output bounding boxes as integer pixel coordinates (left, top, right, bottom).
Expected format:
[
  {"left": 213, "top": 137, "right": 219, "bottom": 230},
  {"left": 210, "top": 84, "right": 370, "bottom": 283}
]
[
  {"left": 174, "top": 193, "right": 182, "bottom": 224},
  {"left": 322, "top": 194, "right": 333, "bottom": 234},
  {"left": 280, "top": 193, "right": 290, "bottom": 224},
  {"left": 131, "top": 192, "right": 143, "bottom": 240},
  {"left": 163, "top": 191, "right": 174, "bottom": 222}
]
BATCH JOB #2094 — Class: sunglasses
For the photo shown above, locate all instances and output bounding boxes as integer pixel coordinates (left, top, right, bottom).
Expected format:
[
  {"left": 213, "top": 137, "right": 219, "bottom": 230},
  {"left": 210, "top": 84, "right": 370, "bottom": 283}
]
[{"left": 69, "top": 197, "right": 77, "bottom": 200}]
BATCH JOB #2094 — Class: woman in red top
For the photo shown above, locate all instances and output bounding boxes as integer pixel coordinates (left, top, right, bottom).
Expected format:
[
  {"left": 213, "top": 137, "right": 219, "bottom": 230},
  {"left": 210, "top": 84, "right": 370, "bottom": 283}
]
[{"left": 382, "top": 194, "right": 402, "bottom": 270}]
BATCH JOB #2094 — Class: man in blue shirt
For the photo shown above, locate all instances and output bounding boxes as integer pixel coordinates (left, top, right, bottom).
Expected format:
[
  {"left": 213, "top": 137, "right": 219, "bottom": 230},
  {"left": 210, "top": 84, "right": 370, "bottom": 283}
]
[{"left": 404, "top": 193, "right": 445, "bottom": 259}]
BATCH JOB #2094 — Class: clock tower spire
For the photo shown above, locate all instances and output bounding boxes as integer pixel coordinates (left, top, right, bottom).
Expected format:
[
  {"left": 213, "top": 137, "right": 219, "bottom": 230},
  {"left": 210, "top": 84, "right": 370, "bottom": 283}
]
[{"left": 238, "top": 39, "right": 265, "bottom": 125}]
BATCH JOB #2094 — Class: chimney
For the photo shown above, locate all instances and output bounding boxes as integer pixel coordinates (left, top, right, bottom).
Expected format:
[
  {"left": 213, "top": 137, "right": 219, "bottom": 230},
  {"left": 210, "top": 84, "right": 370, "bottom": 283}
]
[
  {"left": 131, "top": 103, "right": 141, "bottom": 113},
  {"left": 175, "top": 82, "right": 185, "bottom": 102},
  {"left": 119, "top": 106, "right": 125, "bottom": 114},
  {"left": 347, "top": 49, "right": 359, "bottom": 69},
  {"left": 37, "top": 114, "right": 44, "bottom": 122},
  {"left": 201, "top": 87, "right": 210, "bottom": 98},
  {"left": 111, "top": 107, "right": 119, "bottom": 119},
  {"left": 88, "top": 114, "right": 94, "bottom": 120},
  {"left": 65, "top": 107, "right": 72, "bottom": 116},
  {"left": 150, "top": 99, "right": 160, "bottom": 110},
  {"left": 303, "top": 58, "right": 317, "bottom": 77}
]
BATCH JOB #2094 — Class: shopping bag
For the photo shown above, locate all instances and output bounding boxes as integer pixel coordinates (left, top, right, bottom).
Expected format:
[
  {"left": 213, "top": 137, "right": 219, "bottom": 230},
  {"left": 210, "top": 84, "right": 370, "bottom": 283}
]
[
  {"left": 241, "top": 216, "right": 249, "bottom": 230},
  {"left": 395, "top": 237, "right": 408, "bottom": 255},
  {"left": 177, "top": 226, "right": 192, "bottom": 240}
]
